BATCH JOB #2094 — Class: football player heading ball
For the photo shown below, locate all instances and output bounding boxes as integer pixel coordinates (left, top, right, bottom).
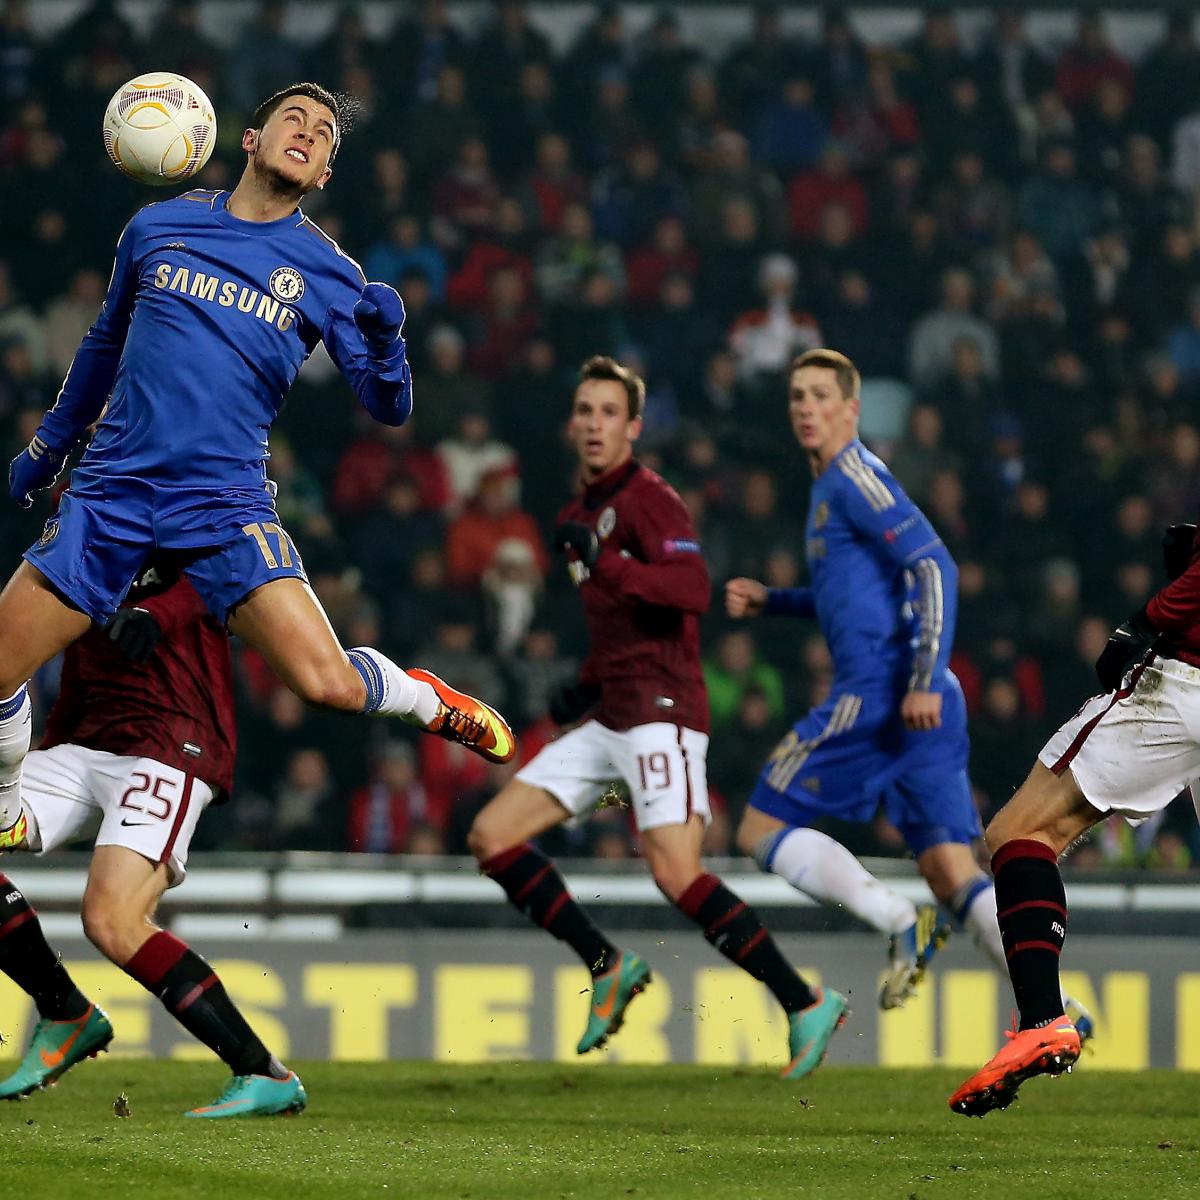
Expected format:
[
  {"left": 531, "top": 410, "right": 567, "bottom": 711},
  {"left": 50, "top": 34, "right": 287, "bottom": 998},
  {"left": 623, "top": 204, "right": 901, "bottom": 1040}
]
[{"left": 1, "top": 90, "right": 512, "bottom": 874}]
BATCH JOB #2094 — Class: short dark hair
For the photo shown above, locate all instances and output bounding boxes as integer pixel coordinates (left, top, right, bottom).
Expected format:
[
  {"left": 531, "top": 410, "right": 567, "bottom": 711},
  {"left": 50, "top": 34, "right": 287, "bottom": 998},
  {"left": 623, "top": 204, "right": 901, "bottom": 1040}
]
[
  {"left": 252, "top": 82, "right": 344, "bottom": 161},
  {"left": 577, "top": 354, "right": 645, "bottom": 419},
  {"left": 790, "top": 348, "right": 860, "bottom": 399}
]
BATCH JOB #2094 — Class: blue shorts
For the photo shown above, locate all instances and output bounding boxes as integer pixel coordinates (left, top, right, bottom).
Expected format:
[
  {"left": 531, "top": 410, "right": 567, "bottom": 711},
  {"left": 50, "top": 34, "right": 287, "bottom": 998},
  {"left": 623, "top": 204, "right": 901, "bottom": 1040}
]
[
  {"left": 748, "top": 679, "right": 980, "bottom": 856},
  {"left": 25, "top": 487, "right": 306, "bottom": 624}
]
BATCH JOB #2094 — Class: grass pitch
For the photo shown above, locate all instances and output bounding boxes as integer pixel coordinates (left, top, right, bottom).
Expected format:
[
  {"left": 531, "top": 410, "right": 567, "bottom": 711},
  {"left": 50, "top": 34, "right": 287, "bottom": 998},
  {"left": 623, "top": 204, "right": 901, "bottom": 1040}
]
[{"left": 4, "top": 1060, "right": 1196, "bottom": 1199}]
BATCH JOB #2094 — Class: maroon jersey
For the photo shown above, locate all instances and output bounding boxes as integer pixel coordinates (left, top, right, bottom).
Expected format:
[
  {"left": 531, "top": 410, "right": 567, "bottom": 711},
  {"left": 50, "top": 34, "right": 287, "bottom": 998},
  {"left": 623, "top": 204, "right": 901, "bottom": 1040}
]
[
  {"left": 558, "top": 458, "right": 711, "bottom": 733},
  {"left": 41, "top": 567, "right": 236, "bottom": 797},
  {"left": 1147, "top": 525, "right": 1200, "bottom": 669}
]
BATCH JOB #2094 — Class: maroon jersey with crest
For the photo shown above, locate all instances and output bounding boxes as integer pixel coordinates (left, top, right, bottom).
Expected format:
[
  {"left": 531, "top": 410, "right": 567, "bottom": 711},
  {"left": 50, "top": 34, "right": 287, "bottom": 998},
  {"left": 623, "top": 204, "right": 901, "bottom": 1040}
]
[
  {"left": 557, "top": 458, "right": 711, "bottom": 733},
  {"left": 40, "top": 566, "right": 236, "bottom": 797}
]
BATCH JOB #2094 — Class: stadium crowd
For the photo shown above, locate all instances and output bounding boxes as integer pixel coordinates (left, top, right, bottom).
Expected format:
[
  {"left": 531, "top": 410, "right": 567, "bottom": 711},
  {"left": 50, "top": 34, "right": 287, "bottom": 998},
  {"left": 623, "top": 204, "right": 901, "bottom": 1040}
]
[{"left": 2, "top": 0, "right": 1200, "bottom": 869}]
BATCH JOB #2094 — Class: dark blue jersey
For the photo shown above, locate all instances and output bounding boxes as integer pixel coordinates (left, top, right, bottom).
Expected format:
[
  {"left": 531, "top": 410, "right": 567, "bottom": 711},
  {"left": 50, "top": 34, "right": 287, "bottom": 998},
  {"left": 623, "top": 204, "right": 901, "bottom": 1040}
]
[
  {"left": 43, "top": 188, "right": 411, "bottom": 527},
  {"left": 766, "top": 440, "right": 958, "bottom": 694}
]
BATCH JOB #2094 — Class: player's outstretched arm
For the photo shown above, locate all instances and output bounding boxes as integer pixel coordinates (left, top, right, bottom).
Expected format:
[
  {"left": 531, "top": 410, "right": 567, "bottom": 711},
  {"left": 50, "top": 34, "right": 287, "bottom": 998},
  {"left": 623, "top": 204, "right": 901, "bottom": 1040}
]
[
  {"left": 325, "top": 281, "right": 413, "bottom": 426},
  {"left": 8, "top": 219, "right": 140, "bottom": 507}
]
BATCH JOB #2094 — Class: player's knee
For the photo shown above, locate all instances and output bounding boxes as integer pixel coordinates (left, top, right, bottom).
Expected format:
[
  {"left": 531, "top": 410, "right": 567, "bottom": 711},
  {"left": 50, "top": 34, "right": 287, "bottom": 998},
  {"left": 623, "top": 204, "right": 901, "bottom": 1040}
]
[
  {"left": 735, "top": 819, "right": 763, "bottom": 859},
  {"left": 295, "top": 667, "right": 363, "bottom": 713},
  {"left": 81, "top": 895, "right": 144, "bottom": 962},
  {"left": 467, "top": 811, "right": 511, "bottom": 863},
  {"left": 654, "top": 859, "right": 701, "bottom": 904}
]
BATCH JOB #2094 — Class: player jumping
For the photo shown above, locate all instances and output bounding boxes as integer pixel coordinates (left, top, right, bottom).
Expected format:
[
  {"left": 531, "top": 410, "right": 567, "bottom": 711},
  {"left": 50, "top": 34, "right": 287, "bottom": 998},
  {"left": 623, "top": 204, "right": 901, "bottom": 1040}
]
[
  {"left": 0, "top": 81, "right": 513, "bottom": 853},
  {"left": 467, "top": 356, "right": 848, "bottom": 1079},
  {"left": 726, "top": 349, "right": 1093, "bottom": 1028},
  {"left": 0, "top": 562, "right": 303, "bottom": 1117},
  {"left": 949, "top": 523, "right": 1200, "bottom": 1116}
]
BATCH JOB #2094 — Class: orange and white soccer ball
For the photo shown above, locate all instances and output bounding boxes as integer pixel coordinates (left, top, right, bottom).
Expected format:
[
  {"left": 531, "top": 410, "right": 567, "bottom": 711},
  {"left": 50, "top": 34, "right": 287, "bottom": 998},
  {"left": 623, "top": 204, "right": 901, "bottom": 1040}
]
[{"left": 103, "top": 72, "right": 216, "bottom": 186}]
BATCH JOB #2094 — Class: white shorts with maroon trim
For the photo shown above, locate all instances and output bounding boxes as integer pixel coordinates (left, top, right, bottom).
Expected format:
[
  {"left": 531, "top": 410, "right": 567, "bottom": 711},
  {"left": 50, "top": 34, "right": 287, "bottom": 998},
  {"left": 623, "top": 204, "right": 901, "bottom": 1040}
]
[
  {"left": 517, "top": 719, "right": 711, "bottom": 832},
  {"left": 1038, "top": 656, "right": 1200, "bottom": 820},
  {"left": 19, "top": 745, "right": 213, "bottom": 887}
]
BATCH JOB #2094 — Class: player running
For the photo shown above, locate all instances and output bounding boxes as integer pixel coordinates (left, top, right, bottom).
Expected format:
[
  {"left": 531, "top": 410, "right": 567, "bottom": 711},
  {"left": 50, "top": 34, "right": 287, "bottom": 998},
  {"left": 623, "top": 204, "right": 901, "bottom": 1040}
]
[
  {"left": 467, "top": 356, "right": 847, "bottom": 1079},
  {"left": 0, "top": 561, "right": 303, "bottom": 1117},
  {"left": 949, "top": 523, "right": 1200, "bottom": 1116},
  {"left": 726, "top": 349, "right": 1093, "bottom": 1027},
  {"left": 0, "top": 81, "right": 512, "bottom": 852}
]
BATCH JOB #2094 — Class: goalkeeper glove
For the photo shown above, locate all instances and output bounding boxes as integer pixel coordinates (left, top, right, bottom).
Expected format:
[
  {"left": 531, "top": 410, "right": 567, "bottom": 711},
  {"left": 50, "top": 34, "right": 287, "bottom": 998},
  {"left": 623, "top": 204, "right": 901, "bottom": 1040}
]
[
  {"left": 353, "top": 282, "right": 406, "bottom": 356},
  {"left": 1163, "top": 523, "right": 1197, "bottom": 581},
  {"left": 8, "top": 433, "right": 69, "bottom": 509},
  {"left": 1094, "top": 606, "right": 1158, "bottom": 692},
  {"left": 105, "top": 607, "right": 163, "bottom": 664},
  {"left": 553, "top": 521, "right": 599, "bottom": 569},
  {"left": 548, "top": 680, "right": 601, "bottom": 726}
]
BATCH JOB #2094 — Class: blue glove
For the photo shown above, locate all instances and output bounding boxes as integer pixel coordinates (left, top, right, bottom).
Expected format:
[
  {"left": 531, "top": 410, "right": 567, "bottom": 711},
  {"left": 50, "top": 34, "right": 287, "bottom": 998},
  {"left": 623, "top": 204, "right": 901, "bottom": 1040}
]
[
  {"left": 353, "top": 282, "right": 406, "bottom": 356},
  {"left": 8, "top": 434, "right": 68, "bottom": 509}
]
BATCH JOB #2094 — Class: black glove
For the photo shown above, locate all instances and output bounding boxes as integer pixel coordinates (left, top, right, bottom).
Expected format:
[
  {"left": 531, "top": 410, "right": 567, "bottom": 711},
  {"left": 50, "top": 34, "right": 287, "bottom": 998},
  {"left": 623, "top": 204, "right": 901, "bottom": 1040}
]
[
  {"left": 104, "top": 607, "right": 162, "bottom": 664},
  {"left": 1163, "top": 524, "right": 1197, "bottom": 581},
  {"left": 1095, "top": 606, "right": 1158, "bottom": 692},
  {"left": 548, "top": 680, "right": 601, "bottom": 726},
  {"left": 554, "top": 521, "right": 599, "bottom": 568}
]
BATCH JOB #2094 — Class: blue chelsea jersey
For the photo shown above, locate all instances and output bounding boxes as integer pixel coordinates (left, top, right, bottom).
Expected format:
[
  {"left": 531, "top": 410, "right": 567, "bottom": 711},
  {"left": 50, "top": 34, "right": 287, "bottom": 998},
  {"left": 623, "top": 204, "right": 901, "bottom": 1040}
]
[
  {"left": 804, "top": 441, "right": 958, "bottom": 693},
  {"left": 46, "top": 188, "right": 410, "bottom": 510}
]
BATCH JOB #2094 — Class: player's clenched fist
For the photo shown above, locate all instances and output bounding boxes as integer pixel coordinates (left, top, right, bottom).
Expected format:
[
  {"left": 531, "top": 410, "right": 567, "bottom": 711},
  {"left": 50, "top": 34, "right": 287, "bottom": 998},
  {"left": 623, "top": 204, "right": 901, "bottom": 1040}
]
[
  {"left": 725, "top": 577, "right": 768, "bottom": 619},
  {"left": 353, "top": 282, "right": 406, "bottom": 353},
  {"left": 8, "top": 434, "right": 67, "bottom": 509}
]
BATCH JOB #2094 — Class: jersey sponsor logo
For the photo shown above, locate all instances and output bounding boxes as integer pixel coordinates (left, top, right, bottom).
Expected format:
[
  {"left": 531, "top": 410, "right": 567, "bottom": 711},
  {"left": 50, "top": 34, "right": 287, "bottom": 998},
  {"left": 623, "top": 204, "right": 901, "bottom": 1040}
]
[
  {"left": 268, "top": 266, "right": 305, "bottom": 303},
  {"left": 813, "top": 502, "right": 830, "bottom": 530},
  {"left": 38, "top": 518, "right": 60, "bottom": 547},
  {"left": 152, "top": 263, "right": 297, "bottom": 332},
  {"left": 662, "top": 539, "right": 701, "bottom": 555},
  {"left": 883, "top": 514, "right": 919, "bottom": 544},
  {"left": 597, "top": 506, "right": 617, "bottom": 539},
  {"left": 119, "top": 818, "right": 155, "bottom": 828}
]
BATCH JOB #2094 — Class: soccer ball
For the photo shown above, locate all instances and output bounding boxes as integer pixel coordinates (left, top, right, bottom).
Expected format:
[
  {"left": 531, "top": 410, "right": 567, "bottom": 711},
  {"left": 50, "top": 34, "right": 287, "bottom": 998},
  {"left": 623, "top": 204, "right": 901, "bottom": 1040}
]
[{"left": 103, "top": 72, "right": 216, "bottom": 187}]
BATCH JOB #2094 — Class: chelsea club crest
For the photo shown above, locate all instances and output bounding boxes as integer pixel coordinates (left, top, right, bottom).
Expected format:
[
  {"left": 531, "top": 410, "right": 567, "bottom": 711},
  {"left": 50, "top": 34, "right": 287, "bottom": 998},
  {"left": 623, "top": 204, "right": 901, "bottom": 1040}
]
[{"left": 268, "top": 266, "right": 305, "bottom": 303}]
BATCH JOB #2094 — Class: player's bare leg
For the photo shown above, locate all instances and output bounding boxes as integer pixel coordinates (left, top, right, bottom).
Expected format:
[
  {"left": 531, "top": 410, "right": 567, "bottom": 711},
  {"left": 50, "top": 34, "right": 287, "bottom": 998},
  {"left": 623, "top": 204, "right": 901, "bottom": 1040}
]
[
  {"left": 227, "top": 577, "right": 513, "bottom": 763},
  {"left": 0, "top": 563, "right": 91, "bottom": 842},
  {"left": 79, "top": 846, "right": 304, "bottom": 1117},
  {"left": 737, "top": 805, "right": 945, "bottom": 1009},
  {"left": 654, "top": 814, "right": 848, "bottom": 1078},
  {"left": 0, "top": 866, "right": 111, "bottom": 1099},
  {"left": 950, "top": 762, "right": 1101, "bottom": 1116},
  {"left": 469, "top": 781, "right": 644, "bottom": 1052}
]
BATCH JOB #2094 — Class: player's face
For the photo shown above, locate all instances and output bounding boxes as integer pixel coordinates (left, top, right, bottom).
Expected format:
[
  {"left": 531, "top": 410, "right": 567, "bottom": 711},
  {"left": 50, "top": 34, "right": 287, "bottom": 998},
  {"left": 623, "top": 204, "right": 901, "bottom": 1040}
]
[
  {"left": 788, "top": 366, "right": 859, "bottom": 460},
  {"left": 244, "top": 96, "right": 336, "bottom": 194},
  {"left": 569, "top": 379, "right": 642, "bottom": 478}
]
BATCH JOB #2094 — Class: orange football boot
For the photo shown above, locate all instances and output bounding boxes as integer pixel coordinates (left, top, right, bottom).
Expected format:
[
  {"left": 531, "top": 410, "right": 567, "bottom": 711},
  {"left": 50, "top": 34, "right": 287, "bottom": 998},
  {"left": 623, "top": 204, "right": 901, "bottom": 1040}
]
[
  {"left": 407, "top": 669, "right": 516, "bottom": 764},
  {"left": 949, "top": 1015, "right": 1080, "bottom": 1117}
]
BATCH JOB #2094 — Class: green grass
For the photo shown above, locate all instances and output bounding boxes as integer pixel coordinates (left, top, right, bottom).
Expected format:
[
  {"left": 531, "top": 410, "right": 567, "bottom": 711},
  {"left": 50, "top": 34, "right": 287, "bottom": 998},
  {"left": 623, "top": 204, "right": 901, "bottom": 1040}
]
[{"left": 3, "top": 1060, "right": 1197, "bottom": 1199}]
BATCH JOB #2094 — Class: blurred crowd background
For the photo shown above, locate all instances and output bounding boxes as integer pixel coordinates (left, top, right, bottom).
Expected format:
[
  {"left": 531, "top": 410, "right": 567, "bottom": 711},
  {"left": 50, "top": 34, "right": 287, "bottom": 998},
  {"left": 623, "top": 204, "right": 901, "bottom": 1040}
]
[{"left": 3, "top": 0, "right": 1200, "bottom": 869}]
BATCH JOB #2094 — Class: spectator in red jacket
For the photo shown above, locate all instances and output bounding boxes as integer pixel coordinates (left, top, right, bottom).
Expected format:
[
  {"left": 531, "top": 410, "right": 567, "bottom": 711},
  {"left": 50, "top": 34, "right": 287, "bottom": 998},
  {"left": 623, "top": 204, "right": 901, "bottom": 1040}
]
[
  {"left": 1055, "top": 12, "right": 1133, "bottom": 113},
  {"left": 348, "top": 741, "right": 447, "bottom": 853},
  {"left": 445, "top": 465, "right": 550, "bottom": 588},
  {"left": 625, "top": 214, "right": 701, "bottom": 306},
  {"left": 787, "top": 141, "right": 869, "bottom": 242}
]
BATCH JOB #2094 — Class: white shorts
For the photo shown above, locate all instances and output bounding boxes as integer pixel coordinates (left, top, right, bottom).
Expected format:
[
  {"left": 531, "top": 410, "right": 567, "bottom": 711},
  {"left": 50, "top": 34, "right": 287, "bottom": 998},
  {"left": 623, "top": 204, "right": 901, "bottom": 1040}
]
[
  {"left": 517, "top": 720, "right": 711, "bottom": 832},
  {"left": 20, "top": 745, "right": 214, "bottom": 887},
  {"left": 1038, "top": 656, "right": 1200, "bottom": 821}
]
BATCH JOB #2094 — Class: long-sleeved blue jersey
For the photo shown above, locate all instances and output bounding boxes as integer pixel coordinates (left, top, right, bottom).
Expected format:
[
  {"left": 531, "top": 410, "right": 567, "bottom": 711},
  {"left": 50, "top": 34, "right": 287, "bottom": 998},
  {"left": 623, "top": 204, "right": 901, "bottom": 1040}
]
[
  {"left": 748, "top": 440, "right": 976, "bottom": 853},
  {"left": 765, "top": 440, "right": 958, "bottom": 695},
  {"left": 43, "top": 188, "right": 411, "bottom": 532}
]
